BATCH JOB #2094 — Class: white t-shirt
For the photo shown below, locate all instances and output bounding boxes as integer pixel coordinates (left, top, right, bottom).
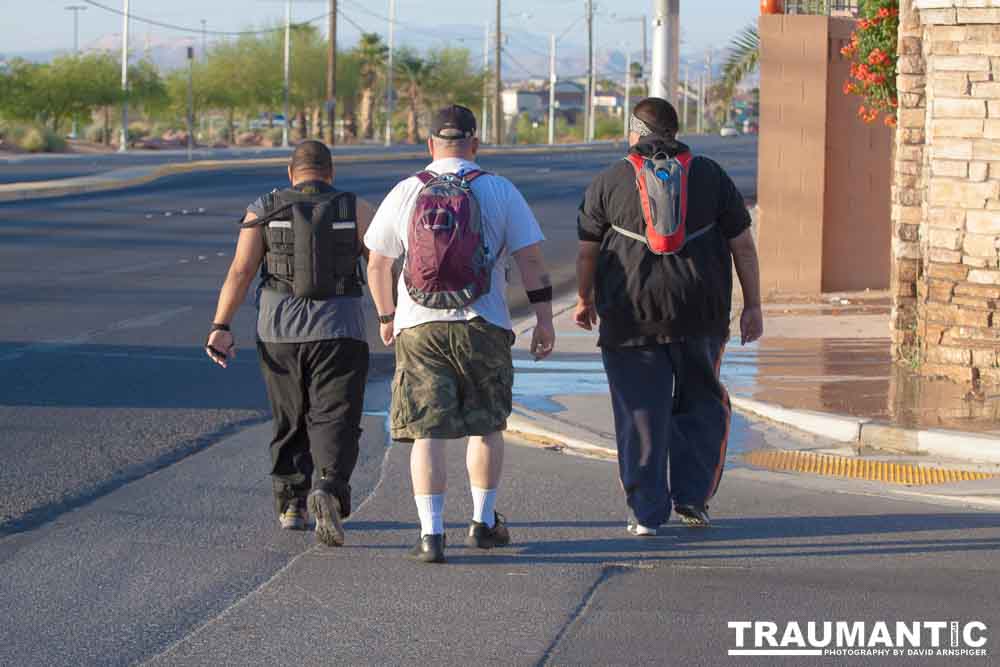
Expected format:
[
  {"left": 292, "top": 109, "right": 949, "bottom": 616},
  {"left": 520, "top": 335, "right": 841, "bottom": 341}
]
[{"left": 364, "top": 157, "right": 545, "bottom": 334}]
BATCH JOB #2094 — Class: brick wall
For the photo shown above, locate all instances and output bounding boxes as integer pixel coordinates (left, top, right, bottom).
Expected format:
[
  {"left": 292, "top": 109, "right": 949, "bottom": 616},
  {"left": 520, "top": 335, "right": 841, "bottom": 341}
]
[{"left": 892, "top": 0, "right": 1000, "bottom": 387}]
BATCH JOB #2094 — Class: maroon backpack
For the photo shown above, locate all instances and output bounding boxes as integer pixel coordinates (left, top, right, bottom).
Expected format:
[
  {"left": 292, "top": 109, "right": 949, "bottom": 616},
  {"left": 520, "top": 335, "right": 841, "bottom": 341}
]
[{"left": 403, "top": 169, "right": 496, "bottom": 309}]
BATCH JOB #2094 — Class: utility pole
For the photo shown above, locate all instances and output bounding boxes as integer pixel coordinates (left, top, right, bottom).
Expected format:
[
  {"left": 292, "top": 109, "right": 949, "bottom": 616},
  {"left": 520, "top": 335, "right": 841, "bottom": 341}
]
[
  {"left": 282, "top": 0, "right": 291, "bottom": 148},
  {"left": 623, "top": 44, "right": 631, "bottom": 144},
  {"left": 682, "top": 63, "right": 689, "bottom": 133},
  {"left": 548, "top": 34, "right": 556, "bottom": 146},
  {"left": 66, "top": 5, "right": 87, "bottom": 139},
  {"left": 384, "top": 0, "right": 395, "bottom": 146},
  {"left": 326, "top": 0, "right": 337, "bottom": 145},
  {"left": 119, "top": 0, "right": 129, "bottom": 153},
  {"left": 585, "top": 0, "right": 593, "bottom": 143},
  {"left": 186, "top": 46, "right": 194, "bottom": 161},
  {"left": 697, "top": 73, "right": 704, "bottom": 134},
  {"left": 493, "top": 0, "right": 502, "bottom": 145},
  {"left": 200, "top": 19, "right": 207, "bottom": 60},
  {"left": 482, "top": 19, "right": 490, "bottom": 143},
  {"left": 651, "top": 0, "right": 679, "bottom": 104},
  {"left": 705, "top": 49, "right": 713, "bottom": 133},
  {"left": 587, "top": 18, "right": 598, "bottom": 142}
]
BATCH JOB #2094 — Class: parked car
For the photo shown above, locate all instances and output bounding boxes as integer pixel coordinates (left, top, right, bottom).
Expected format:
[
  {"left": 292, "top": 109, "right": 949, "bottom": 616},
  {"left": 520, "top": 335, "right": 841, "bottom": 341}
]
[{"left": 720, "top": 124, "right": 740, "bottom": 137}]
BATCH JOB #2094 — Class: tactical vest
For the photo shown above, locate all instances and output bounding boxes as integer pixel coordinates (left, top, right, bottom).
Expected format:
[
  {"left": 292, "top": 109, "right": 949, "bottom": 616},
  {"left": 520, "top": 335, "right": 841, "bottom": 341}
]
[{"left": 243, "top": 186, "right": 363, "bottom": 300}]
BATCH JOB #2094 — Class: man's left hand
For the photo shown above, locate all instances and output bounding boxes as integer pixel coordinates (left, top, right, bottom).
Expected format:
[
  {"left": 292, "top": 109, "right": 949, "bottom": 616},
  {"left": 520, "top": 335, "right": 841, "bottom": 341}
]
[{"left": 740, "top": 305, "right": 763, "bottom": 345}]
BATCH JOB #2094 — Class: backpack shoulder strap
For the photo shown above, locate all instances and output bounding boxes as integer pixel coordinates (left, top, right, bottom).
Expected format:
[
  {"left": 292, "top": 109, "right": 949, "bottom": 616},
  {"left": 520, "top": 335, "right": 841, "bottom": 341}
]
[
  {"left": 675, "top": 151, "right": 695, "bottom": 169},
  {"left": 623, "top": 153, "right": 645, "bottom": 173},
  {"left": 415, "top": 171, "right": 437, "bottom": 185},
  {"left": 461, "top": 169, "right": 489, "bottom": 183}
]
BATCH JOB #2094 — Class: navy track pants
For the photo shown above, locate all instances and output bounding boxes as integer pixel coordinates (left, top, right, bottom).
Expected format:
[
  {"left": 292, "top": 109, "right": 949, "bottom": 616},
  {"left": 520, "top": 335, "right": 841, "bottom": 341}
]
[{"left": 601, "top": 336, "right": 731, "bottom": 528}]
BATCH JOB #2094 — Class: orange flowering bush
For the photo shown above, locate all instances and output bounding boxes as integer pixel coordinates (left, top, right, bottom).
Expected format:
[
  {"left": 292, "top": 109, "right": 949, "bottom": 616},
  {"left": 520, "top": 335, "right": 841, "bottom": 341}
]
[{"left": 842, "top": 0, "right": 899, "bottom": 127}]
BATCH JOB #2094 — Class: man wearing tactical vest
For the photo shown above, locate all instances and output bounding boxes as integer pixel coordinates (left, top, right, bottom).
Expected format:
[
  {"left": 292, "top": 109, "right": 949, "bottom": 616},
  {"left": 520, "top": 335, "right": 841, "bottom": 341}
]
[
  {"left": 206, "top": 140, "right": 375, "bottom": 548},
  {"left": 575, "top": 97, "right": 763, "bottom": 536}
]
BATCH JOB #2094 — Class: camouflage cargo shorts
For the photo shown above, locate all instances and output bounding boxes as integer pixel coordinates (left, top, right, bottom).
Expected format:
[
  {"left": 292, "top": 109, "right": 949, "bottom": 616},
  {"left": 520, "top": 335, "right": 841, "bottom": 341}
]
[{"left": 391, "top": 318, "right": 515, "bottom": 442}]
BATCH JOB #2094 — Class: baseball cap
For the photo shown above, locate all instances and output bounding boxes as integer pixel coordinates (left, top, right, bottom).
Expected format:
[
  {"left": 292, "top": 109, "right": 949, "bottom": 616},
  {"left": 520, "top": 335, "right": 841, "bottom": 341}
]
[{"left": 430, "top": 104, "right": 477, "bottom": 139}]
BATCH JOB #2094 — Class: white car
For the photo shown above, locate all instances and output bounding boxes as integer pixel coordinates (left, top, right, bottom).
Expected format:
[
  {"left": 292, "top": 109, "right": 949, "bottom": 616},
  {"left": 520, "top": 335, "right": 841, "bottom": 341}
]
[{"left": 720, "top": 125, "right": 740, "bottom": 137}]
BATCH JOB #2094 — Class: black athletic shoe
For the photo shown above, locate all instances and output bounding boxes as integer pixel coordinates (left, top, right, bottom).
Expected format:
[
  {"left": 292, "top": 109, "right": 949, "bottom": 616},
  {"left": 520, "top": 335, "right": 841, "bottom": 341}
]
[
  {"left": 408, "top": 534, "right": 446, "bottom": 563},
  {"left": 674, "top": 504, "right": 711, "bottom": 527},
  {"left": 308, "top": 488, "right": 345, "bottom": 547},
  {"left": 465, "top": 512, "right": 511, "bottom": 549}
]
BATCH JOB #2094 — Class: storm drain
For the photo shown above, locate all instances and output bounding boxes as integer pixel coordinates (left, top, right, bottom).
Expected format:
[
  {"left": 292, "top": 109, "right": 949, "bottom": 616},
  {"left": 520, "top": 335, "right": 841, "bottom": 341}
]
[{"left": 743, "top": 449, "right": 997, "bottom": 486}]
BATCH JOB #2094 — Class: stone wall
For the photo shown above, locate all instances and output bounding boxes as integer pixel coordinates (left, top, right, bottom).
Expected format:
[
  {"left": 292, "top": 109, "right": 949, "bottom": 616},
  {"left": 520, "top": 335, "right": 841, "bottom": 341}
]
[{"left": 891, "top": 0, "right": 1000, "bottom": 388}]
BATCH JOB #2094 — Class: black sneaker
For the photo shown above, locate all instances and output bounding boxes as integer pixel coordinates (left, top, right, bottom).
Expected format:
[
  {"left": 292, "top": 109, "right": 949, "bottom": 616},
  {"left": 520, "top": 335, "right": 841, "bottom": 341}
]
[
  {"left": 308, "top": 488, "right": 345, "bottom": 547},
  {"left": 674, "top": 503, "right": 711, "bottom": 527},
  {"left": 465, "top": 512, "right": 511, "bottom": 549},
  {"left": 409, "top": 533, "right": 446, "bottom": 563}
]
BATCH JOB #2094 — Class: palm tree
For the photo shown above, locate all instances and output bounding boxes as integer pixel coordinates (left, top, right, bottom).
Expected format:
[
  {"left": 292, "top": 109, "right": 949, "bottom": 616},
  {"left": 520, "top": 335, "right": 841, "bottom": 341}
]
[
  {"left": 355, "top": 33, "right": 388, "bottom": 140},
  {"left": 395, "top": 51, "right": 433, "bottom": 143},
  {"left": 719, "top": 24, "right": 759, "bottom": 114}
]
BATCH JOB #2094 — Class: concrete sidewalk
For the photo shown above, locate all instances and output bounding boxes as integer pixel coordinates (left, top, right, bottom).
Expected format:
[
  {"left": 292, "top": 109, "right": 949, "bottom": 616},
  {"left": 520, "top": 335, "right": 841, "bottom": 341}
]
[{"left": 507, "top": 291, "right": 1000, "bottom": 469}]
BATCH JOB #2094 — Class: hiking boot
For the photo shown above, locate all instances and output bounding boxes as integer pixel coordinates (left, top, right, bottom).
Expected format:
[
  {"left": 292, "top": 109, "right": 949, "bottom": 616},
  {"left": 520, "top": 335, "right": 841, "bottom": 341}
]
[
  {"left": 278, "top": 496, "right": 307, "bottom": 531},
  {"left": 627, "top": 521, "right": 658, "bottom": 537},
  {"left": 675, "top": 504, "right": 711, "bottom": 527},
  {"left": 465, "top": 512, "right": 511, "bottom": 549},
  {"left": 409, "top": 533, "right": 446, "bottom": 563},
  {"left": 308, "top": 488, "right": 345, "bottom": 547}
]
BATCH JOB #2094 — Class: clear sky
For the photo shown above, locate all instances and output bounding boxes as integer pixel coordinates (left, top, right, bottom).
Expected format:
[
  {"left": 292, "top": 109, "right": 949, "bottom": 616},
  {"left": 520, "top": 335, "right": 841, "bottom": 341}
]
[{"left": 8, "top": 1, "right": 757, "bottom": 63}]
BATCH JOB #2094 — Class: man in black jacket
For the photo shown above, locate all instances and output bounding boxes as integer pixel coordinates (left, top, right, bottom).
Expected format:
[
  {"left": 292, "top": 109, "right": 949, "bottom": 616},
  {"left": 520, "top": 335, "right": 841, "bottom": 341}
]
[{"left": 575, "top": 97, "right": 763, "bottom": 534}]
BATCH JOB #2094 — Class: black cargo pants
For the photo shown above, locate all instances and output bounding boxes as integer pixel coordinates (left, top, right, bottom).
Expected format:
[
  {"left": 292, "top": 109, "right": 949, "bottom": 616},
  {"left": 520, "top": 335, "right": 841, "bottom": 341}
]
[{"left": 257, "top": 338, "right": 369, "bottom": 517}]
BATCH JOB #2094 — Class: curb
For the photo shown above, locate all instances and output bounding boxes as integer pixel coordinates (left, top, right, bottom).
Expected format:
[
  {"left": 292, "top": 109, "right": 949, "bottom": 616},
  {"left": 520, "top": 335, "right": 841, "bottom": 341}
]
[
  {"left": 0, "top": 143, "right": 618, "bottom": 204},
  {"left": 730, "top": 396, "right": 1000, "bottom": 465}
]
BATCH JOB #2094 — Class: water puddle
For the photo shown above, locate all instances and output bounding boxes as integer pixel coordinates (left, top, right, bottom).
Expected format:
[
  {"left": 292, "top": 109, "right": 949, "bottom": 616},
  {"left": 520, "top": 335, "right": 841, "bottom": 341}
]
[{"left": 512, "top": 358, "right": 608, "bottom": 413}]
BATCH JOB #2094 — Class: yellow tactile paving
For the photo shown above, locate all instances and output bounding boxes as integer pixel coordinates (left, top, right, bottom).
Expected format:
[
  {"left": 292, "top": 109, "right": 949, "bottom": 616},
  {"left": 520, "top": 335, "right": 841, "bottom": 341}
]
[{"left": 743, "top": 449, "right": 997, "bottom": 486}]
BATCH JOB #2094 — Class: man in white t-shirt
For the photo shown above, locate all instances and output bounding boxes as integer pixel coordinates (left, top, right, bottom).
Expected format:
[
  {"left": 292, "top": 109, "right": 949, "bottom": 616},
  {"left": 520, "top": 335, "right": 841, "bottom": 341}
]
[{"left": 365, "top": 105, "right": 555, "bottom": 563}]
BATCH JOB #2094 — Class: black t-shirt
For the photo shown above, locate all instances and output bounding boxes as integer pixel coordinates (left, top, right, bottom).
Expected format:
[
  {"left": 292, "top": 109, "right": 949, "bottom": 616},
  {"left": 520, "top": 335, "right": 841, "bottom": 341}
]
[{"left": 577, "top": 137, "right": 751, "bottom": 347}]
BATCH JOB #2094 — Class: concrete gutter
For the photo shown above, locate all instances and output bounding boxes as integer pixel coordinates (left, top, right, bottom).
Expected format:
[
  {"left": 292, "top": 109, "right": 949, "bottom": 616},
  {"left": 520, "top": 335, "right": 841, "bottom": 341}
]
[
  {"left": 0, "top": 143, "right": 619, "bottom": 204},
  {"left": 731, "top": 396, "right": 1000, "bottom": 465}
]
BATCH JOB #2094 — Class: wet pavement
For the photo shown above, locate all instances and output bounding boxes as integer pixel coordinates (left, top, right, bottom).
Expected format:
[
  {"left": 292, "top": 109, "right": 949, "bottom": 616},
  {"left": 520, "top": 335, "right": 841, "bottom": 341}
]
[{"left": 510, "top": 292, "right": 1000, "bottom": 441}]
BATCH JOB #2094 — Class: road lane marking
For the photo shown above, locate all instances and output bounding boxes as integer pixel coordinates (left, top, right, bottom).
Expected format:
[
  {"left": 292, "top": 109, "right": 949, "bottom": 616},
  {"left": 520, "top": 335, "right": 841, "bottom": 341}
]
[{"left": 0, "top": 306, "right": 193, "bottom": 361}]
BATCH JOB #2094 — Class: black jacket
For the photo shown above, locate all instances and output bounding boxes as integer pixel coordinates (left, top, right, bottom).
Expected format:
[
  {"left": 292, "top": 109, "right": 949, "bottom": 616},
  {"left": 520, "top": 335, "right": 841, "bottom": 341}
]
[{"left": 577, "top": 137, "right": 751, "bottom": 347}]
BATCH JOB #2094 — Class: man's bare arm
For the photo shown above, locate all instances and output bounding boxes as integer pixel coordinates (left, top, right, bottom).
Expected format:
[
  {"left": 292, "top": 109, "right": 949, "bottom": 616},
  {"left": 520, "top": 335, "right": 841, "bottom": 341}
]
[
  {"left": 356, "top": 198, "right": 375, "bottom": 262},
  {"left": 729, "top": 228, "right": 764, "bottom": 344},
  {"left": 729, "top": 229, "right": 761, "bottom": 308},
  {"left": 574, "top": 241, "right": 601, "bottom": 330},
  {"left": 513, "top": 242, "right": 555, "bottom": 360},
  {"left": 212, "top": 212, "right": 265, "bottom": 325}
]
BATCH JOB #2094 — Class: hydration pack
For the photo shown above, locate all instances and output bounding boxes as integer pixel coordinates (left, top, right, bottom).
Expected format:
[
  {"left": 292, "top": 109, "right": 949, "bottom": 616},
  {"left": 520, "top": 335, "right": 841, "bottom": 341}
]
[
  {"left": 612, "top": 151, "right": 714, "bottom": 255},
  {"left": 243, "top": 188, "right": 362, "bottom": 300},
  {"left": 403, "top": 170, "right": 498, "bottom": 310}
]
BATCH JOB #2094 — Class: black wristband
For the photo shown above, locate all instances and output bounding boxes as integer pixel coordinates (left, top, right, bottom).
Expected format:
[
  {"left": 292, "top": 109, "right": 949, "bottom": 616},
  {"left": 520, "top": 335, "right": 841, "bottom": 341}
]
[
  {"left": 211, "top": 322, "right": 231, "bottom": 332},
  {"left": 526, "top": 286, "right": 553, "bottom": 304},
  {"left": 378, "top": 312, "right": 395, "bottom": 325}
]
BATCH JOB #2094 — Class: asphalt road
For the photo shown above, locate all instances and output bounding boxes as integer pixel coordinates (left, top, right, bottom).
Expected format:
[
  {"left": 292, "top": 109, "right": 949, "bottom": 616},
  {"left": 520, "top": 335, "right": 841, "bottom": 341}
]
[{"left": 11, "top": 141, "right": 994, "bottom": 666}]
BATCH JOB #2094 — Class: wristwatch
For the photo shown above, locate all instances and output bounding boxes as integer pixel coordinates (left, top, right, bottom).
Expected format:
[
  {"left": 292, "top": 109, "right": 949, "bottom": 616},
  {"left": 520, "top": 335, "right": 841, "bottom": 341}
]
[{"left": 378, "top": 312, "right": 395, "bottom": 325}]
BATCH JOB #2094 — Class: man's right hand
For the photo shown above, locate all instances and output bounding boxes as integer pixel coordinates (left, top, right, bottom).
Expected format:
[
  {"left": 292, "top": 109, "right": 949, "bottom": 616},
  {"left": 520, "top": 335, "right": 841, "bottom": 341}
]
[
  {"left": 205, "top": 330, "right": 235, "bottom": 368},
  {"left": 380, "top": 322, "right": 396, "bottom": 347},
  {"left": 574, "top": 298, "right": 598, "bottom": 331}
]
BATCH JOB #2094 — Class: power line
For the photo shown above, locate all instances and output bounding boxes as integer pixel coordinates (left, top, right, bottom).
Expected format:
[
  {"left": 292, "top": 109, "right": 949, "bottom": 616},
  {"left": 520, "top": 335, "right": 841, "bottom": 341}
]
[
  {"left": 339, "top": 0, "right": 457, "bottom": 43},
  {"left": 82, "top": 0, "right": 332, "bottom": 36},
  {"left": 501, "top": 48, "right": 545, "bottom": 79}
]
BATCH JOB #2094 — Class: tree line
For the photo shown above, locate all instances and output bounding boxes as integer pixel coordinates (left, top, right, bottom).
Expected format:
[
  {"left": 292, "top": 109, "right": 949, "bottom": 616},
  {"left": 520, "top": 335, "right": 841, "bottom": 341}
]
[{"left": 0, "top": 27, "right": 483, "bottom": 146}]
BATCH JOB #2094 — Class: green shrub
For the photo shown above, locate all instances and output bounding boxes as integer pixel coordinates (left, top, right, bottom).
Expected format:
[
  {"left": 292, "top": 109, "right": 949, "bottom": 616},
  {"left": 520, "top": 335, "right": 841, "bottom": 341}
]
[{"left": 1, "top": 123, "right": 66, "bottom": 152}]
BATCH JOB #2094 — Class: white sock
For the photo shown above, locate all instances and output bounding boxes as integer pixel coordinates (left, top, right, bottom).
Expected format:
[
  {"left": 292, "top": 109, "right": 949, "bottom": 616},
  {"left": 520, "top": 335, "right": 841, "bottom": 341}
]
[
  {"left": 414, "top": 493, "right": 445, "bottom": 536},
  {"left": 471, "top": 486, "right": 497, "bottom": 527}
]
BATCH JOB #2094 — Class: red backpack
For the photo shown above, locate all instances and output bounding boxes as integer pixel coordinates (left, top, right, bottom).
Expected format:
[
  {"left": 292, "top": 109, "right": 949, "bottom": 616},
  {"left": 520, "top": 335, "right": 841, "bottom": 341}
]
[
  {"left": 403, "top": 170, "right": 496, "bottom": 310},
  {"left": 612, "top": 151, "right": 715, "bottom": 255}
]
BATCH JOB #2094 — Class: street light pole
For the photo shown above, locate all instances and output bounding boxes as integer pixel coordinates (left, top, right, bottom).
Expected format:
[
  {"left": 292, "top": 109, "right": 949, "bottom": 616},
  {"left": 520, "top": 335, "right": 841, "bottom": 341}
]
[
  {"left": 548, "top": 33, "right": 556, "bottom": 146},
  {"left": 119, "top": 0, "right": 129, "bottom": 153},
  {"left": 186, "top": 46, "right": 194, "bottom": 161},
  {"left": 584, "top": 0, "right": 593, "bottom": 143},
  {"left": 482, "top": 19, "right": 490, "bottom": 144},
  {"left": 66, "top": 5, "right": 87, "bottom": 139},
  {"left": 201, "top": 19, "right": 207, "bottom": 60},
  {"left": 493, "top": 0, "right": 502, "bottom": 145},
  {"left": 282, "top": 0, "right": 292, "bottom": 148},
  {"left": 326, "top": 0, "right": 337, "bottom": 145},
  {"left": 623, "top": 44, "right": 631, "bottom": 145},
  {"left": 385, "top": 0, "right": 395, "bottom": 146}
]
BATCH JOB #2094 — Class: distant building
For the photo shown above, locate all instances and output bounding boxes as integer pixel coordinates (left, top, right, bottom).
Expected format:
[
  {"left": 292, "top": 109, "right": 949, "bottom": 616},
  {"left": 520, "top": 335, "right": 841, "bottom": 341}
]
[{"left": 502, "top": 89, "right": 545, "bottom": 121}]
